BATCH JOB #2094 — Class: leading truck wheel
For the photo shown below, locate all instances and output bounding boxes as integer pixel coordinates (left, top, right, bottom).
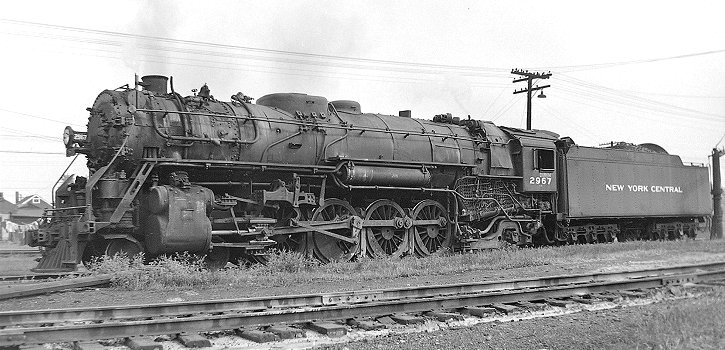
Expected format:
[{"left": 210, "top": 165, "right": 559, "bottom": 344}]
[
  {"left": 311, "top": 199, "right": 358, "bottom": 263},
  {"left": 81, "top": 239, "right": 109, "bottom": 267},
  {"left": 105, "top": 238, "right": 143, "bottom": 259}
]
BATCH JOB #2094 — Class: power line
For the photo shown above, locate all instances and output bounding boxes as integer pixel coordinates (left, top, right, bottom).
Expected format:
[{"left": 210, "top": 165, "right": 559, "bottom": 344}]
[
  {"left": 0, "top": 126, "right": 60, "bottom": 142},
  {"left": 532, "top": 49, "right": 725, "bottom": 72},
  {"left": 1, "top": 18, "right": 721, "bottom": 134},
  {"left": 553, "top": 92, "right": 706, "bottom": 132},
  {"left": 0, "top": 163, "right": 77, "bottom": 166},
  {"left": 538, "top": 103, "right": 599, "bottom": 140},
  {"left": 6, "top": 18, "right": 725, "bottom": 75},
  {"left": 2, "top": 17, "right": 723, "bottom": 97},
  {"left": 0, "top": 134, "right": 59, "bottom": 142},
  {"left": 490, "top": 95, "right": 523, "bottom": 122},
  {"left": 0, "top": 18, "right": 510, "bottom": 76},
  {"left": 0, "top": 107, "right": 84, "bottom": 127},
  {"left": 620, "top": 91, "right": 725, "bottom": 99},
  {"left": 11, "top": 18, "right": 724, "bottom": 80},
  {"left": 0, "top": 150, "right": 65, "bottom": 155},
  {"left": 0, "top": 187, "right": 52, "bottom": 190},
  {"left": 555, "top": 84, "right": 723, "bottom": 125},
  {"left": 481, "top": 88, "right": 507, "bottom": 117},
  {"left": 0, "top": 30, "right": 514, "bottom": 89},
  {"left": 554, "top": 74, "right": 723, "bottom": 123}
]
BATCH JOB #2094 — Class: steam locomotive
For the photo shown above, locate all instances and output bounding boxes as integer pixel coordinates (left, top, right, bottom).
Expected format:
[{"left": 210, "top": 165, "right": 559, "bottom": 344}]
[{"left": 28, "top": 75, "right": 712, "bottom": 272}]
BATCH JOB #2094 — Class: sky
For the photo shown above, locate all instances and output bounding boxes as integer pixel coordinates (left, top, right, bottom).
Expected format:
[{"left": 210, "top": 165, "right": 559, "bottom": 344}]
[{"left": 0, "top": 0, "right": 723, "bottom": 203}]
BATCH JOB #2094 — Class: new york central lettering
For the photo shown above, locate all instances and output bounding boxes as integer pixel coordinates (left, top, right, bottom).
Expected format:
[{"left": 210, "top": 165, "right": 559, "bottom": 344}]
[
  {"left": 605, "top": 184, "right": 624, "bottom": 191},
  {"left": 604, "top": 183, "right": 682, "bottom": 193},
  {"left": 627, "top": 185, "right": 648, "bottom": 192}
]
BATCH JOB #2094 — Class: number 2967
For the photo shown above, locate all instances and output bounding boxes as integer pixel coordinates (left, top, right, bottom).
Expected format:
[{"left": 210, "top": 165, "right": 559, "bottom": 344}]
[{"left": 529, "top": 176, "right": 552, "bottom": 185}]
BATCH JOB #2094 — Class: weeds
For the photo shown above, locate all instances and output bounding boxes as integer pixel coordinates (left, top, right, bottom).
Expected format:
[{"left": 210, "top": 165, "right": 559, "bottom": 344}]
[
  {"left": 87, "top": 252, "right": 232, "bottom": 290},
  {"left": 87, "top": 239, "right": 725, "bottom": 291},
  {"left": 630, "top": 288, "right": 725, "bottom": 349},
  {"left": 251, "top": 249, "right": 321, "bottom": 274}
]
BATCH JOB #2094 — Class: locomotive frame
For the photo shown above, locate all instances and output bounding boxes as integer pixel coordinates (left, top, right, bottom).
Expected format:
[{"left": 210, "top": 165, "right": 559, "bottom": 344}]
[{"left": 27, "top": 75, "right": 712, "bottom": 272}]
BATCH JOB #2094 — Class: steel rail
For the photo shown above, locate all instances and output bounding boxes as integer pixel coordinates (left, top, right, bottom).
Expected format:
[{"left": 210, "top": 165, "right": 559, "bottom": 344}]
[
  {"left": 0, "top": 250, "right": 40, "bottom": 257},
  {"left": 1, "top": 268, "right": 723, "bottom": 345},
  {"left": 0, "top": 275, "right": 112, "bottom": 302},
  {"left": 0, "top": 272, "right": 89, "bottom": 282},
  {"left": 0, "top": 261, "right": 723, "bottom": 328}
]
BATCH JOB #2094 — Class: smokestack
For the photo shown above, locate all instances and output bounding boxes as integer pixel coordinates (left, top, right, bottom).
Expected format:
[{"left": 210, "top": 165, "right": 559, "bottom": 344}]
[
  {"left": 15, "top": 191, "right": 20, "bottom": 204},
  {"left": 141, "top": 75, "right": 169, "bottom": 94},
  {"left": 0, "top": 192, "right": 3, "bottom": 201}
]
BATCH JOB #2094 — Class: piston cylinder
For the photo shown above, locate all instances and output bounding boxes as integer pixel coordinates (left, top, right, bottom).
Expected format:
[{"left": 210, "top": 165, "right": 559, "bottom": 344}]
[{"left": 143, "top": 185, "right": 214, "bottom": 255}]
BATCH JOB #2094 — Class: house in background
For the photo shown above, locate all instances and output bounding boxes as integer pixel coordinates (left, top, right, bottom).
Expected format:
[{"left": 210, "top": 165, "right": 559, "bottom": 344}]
[
  {"left": 0, "top": 193, "right": 18, "bottom": 222},
  {"left": 12, "top": 193, "right": 51, "bottom": 224},
  {"left": 0, "top": 192, "right": 49, "bottom": 242}
]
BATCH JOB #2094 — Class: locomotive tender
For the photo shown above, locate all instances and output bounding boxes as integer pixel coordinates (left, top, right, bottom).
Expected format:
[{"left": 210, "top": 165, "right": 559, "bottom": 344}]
[{"left": 29, "top": 75, "right": 712, "bottom": 271}]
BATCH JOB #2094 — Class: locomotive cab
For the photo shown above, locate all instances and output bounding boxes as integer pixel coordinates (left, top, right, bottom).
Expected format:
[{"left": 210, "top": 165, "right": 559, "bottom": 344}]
[{"left": 502, "top": 128, "right": 559, "bottom": 194}]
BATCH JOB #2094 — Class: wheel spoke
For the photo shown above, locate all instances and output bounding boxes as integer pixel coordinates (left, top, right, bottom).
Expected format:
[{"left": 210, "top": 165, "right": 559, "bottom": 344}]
[
  {"left": 364, "top": 199, "right": 407, "bottom": 258},
  {"left": 411, "top": 200, "right": 451, "bottom": 257},
  {"left": 311, "top": 199, "right": 357, "bottom": 263}
]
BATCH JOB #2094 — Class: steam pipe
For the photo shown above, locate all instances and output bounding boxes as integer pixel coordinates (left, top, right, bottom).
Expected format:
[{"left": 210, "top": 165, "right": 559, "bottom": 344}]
[
  {"left": 145, "top": 159, "right": 338, "bottom": 173},
  {"left": 259, "top": 132, "right": 302, "bottom": 162}
]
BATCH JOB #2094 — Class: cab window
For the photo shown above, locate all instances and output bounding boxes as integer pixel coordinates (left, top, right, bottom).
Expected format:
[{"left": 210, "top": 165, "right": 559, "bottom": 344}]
[{"left": 534, "top": 149, "right": 555, "bottom": 172}]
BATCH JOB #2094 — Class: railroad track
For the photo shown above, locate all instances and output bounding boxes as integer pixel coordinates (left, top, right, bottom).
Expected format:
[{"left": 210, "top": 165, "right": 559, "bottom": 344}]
[
  {"left": 1, "top": 261, "right": 724, "bottom": 347},
  {"left": 0, "top": 272, "right": 89, "bottom": 283},
  {"left": 0, "top": 249, "right": 40, "bottom": 257}
]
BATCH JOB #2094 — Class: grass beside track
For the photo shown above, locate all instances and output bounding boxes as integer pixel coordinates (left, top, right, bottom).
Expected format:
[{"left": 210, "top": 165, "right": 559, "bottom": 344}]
[
  {"left": 0, "top": 242, "right": 41, "bottom": 276},
  {"left": 88, "top": 239, "right": 725, "bottom": 291},
  {"left": 627, "top": 288, "right": 725, "bottom": 349},
  {"left": 319, "top": 287, "right": 725, "bottom": 350}
]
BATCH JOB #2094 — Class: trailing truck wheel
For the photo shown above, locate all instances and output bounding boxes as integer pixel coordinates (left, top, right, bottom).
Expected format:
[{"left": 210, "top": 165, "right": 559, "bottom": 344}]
[
  {"left": 411, "top": 200, "right": 451, "bottom": 257},
  {"left": 229, "top": 249, "right": 268, "bottom": 266},
  {"left": 364, "top": 199, "right": 408, "bottom": 258},
  {"left": 268, "top": 205, "right": 306, "bottom": 253},
  {"left": 311, "top": 199, "right": 358, "bottom": 263}
]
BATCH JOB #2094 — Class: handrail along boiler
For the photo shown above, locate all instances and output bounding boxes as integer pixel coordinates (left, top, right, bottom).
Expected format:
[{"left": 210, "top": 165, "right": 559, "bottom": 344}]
[{"left": 28, "top": 75, "right": 712, "bottom": 271}]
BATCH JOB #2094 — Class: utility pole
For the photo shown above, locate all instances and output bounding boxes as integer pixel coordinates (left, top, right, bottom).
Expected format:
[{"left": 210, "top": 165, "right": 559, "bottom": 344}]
[
  {"left": 712, "top": 147, "right": 724, "bottom": 239},
  {"left": 512, "top": 69, "right": 551, "bottom": 130}
]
